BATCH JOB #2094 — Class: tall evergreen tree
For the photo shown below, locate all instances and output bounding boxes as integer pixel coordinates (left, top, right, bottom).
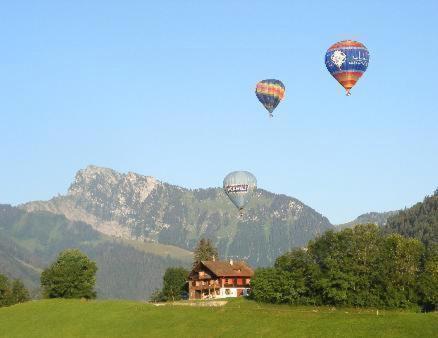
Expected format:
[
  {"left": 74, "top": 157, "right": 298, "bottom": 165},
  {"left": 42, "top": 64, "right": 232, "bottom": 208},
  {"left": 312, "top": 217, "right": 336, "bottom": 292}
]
[{"left": 193, "top": 238, "right": 218, "bottom": 267}]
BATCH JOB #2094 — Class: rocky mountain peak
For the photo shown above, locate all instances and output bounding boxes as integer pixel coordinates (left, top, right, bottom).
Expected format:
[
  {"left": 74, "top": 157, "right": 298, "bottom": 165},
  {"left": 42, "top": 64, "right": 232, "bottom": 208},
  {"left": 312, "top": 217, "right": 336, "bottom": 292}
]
[
  {"left": 22, "top": 165, "right": 333, "bottom": 266},
  {"left": 68, "top": 165, "right": 159, "bottom": 202}
]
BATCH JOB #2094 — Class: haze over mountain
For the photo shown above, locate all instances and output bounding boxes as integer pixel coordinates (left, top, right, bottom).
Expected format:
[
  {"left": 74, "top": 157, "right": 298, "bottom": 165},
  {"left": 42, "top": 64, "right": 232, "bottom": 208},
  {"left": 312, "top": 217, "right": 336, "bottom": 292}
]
[
  {"left": 0, "top": 204, "right": 192, "bottom": 299},
  {"left": 3, "top": 166, "right": 436, "bottom": 300},
  {"left": 22, "top": 165, "right": 334, "bottom": 266}
]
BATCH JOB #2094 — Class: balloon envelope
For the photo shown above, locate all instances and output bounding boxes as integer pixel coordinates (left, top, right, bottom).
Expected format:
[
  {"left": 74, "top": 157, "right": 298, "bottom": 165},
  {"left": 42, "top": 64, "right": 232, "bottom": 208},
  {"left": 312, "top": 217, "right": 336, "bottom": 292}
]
[
  {"left": 255, "top": 79, "right": 285, "bottom": 117},
  {"left": 223, "top": 171, "right": 257, "bottom": 211},
  {"left": 325, "top": 40, "right": 369, "bottom": 95}
]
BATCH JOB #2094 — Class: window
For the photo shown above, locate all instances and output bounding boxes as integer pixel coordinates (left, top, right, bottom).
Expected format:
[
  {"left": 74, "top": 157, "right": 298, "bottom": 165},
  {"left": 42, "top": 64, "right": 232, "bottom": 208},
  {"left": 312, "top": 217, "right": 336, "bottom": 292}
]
[{"left": 225, "top": 289, "right": 231, "bottom": 295}]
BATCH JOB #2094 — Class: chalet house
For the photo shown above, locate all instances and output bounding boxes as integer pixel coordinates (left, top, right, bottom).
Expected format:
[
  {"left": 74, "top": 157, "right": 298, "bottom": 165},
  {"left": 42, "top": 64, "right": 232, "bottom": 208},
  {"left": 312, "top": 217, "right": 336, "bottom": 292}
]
[{"left": 188, "top": 259, "right": 254, "bottom": 300}]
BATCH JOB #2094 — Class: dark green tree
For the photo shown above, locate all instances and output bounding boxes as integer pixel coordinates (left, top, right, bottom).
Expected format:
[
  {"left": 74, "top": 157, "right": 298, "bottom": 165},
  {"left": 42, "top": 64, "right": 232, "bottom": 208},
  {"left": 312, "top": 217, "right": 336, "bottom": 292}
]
[
  {"left": 10, "top": 279, "right": 30, "bottom": 304},
  {"left": 162, "top": 267, "right": 189, "bottom": 301},
  {"left": 251, "top": 268, "right": 304, "bottom": 304},
  {"left": 377, "top": 234, "right": 424, "bottom": 308},
  {"left": 193, "top": 238, "right": 218, "bottom": 267},
  {"left": 274, "top": 248, "right": 320, "bottom": 304},
  {"left": 417, "top": 244, "right": 438, "bottom": 311},
  {"left": 0, "top": 274, "right": 12, "bottom": 307},
  {"left": 41, "top": 249, "right": 97, "bottom": 299}
]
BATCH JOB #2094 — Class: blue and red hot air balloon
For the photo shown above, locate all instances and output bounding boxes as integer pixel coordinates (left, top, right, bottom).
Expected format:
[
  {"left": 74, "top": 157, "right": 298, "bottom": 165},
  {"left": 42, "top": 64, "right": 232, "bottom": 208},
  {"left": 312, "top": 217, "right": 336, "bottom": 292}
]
[
  {"left": 325, "top": 40, "right": 370, "bottom": 95},
  {"left": 255, "top": 79, "right": 285, "bottom": 117}
]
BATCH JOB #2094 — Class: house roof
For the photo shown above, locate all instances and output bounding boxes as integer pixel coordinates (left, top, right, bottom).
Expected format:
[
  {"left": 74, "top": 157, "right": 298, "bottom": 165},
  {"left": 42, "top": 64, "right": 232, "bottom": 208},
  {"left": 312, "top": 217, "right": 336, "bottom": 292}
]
[{"left": 201, "top": 260, "right": 254, "bottom": 277}]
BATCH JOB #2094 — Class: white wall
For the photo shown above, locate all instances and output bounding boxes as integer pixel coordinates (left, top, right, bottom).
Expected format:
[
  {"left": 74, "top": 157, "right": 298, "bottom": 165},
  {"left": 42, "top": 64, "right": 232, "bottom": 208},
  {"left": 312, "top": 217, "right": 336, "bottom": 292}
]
[{"left": 215, "top": 287, "right": 250, "bottom": 298}]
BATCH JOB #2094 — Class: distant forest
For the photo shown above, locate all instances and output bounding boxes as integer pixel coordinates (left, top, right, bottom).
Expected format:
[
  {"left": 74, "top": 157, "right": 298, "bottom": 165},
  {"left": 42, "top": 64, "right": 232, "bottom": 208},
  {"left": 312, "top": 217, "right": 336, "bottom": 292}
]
[{"left": 383, "top": 189, "right": 438, "bottom": 246}]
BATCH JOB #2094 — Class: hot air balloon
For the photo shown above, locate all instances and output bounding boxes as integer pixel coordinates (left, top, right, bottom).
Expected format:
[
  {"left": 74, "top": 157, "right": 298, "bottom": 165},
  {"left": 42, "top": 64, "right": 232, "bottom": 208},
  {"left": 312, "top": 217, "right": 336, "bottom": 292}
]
[
  {"left": 255, "top": 79, "right": 285, "bottom": 117},
  {"left": 325, "top": 40, "right": 370, "bottom": 96},
  {"left": 223, "top": 171, "right": 257, "bottom": 215}
]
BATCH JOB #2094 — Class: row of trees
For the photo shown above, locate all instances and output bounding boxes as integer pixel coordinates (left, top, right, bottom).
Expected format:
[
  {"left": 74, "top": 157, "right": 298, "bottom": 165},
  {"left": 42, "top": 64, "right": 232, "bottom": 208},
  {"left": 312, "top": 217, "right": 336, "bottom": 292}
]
[
  {"left": 251, "top": 224, "right": 437, "bottom": 311},
  {"left": 4, "top": 237, "right": 217, "bottom": 304},
  {"left": 0, "top": 274, "right": 29, "bottom": 307}
]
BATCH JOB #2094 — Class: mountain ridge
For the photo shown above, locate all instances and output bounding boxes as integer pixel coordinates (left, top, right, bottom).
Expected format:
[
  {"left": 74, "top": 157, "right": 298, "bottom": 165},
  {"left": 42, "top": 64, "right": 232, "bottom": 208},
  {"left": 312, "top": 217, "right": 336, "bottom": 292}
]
[
  {"left": 22, "top": 165, "right": 334, "bottom": 266},
  {"left": 336, "top": 210, "right": 398, "bottom": 230},
  {"left": 0, "top": 204, "right": 192, "bottom": 299}
]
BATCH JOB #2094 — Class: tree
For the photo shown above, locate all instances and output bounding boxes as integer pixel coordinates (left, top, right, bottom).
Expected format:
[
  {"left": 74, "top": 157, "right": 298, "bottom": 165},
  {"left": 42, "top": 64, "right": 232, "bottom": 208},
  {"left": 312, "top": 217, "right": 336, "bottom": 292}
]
[
  {"left": 0, "top": 274, "right": 29, "bottom": 307},
  {"left": 417, "top": 244, "right": 438, "bottom": 311},
  {"left": 378, "top": 234, "right": 424, "bottom": 308},
  {"left": 10, "top": 279, "right": 30, "bottom": 304},
  {"left": 251, "top": 268, "right": 305, "bottom": 304},
  {"left": 193, "top": 238, "right": 218, "bottom": 267},
  {"left": 41, "top": 249, "right": 97, "bottom": 299},
  {"left": 0, "top": 274, "right": 12, "bottom": 307},
  {"left": 274, "top": 249, "right": 320, "bottom": 304},
  {"left": 162, "top": 267, "right": 189, "bottom": 301}
]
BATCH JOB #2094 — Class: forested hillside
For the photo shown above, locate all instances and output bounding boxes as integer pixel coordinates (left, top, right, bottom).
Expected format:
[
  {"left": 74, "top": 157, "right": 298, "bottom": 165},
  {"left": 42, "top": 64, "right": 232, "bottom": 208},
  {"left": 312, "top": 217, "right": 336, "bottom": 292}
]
[
  {"left": 0, "top": 205, "right": 191, "bottom": 299},
  {"left": 23, "top": 165, "right": 334, "bottom": 266},
  {"left": 336, "top": 211, "right": 397, "bottom": 230},
  {"left": 383, "top": 189, "right": 438, "bottom": 246}
]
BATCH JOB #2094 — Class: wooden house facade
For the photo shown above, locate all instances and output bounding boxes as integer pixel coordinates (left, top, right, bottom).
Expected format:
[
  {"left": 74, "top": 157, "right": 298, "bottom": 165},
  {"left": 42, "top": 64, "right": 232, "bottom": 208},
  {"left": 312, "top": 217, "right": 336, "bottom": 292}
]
[{"left": 188, "top": 259, "right": 254, "bottom": 300}]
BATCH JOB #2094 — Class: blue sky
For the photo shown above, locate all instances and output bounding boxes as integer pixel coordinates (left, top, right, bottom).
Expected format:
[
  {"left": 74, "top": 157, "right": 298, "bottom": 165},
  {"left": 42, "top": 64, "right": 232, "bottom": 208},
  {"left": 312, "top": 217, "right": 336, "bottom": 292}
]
[{"left": 1, "top": 1, "right": 437, "bottom": 224}]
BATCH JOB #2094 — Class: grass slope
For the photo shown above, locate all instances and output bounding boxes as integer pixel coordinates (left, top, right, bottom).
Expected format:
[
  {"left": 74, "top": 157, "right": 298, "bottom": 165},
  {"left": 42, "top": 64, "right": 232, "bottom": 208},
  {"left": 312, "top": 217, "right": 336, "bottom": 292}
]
[{"left": 0, "top": 299, "right": 436, "bottom": 338}]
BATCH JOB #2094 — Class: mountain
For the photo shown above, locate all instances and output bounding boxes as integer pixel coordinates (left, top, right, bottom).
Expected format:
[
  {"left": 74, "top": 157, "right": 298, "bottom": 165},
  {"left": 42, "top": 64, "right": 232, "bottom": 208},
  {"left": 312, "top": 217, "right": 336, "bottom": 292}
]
[
  {"left": 383, "top": 190, "right": 438, "bottom": 246},
  {"left": 22, "top": 165, "right": 334, "bottom": 266},
  {"left": 0, "top": 204, "right": 192, "bottom": 299},
  {"left": 336, "top": 211, "right": 398, "bottom": 230}
]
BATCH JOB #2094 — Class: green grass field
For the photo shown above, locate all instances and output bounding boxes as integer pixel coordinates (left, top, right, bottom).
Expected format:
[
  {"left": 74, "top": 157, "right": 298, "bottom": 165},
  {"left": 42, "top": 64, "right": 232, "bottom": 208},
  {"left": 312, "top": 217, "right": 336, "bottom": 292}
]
[{"left": 0, "top": 298, "right": 436, "bottom": 338}]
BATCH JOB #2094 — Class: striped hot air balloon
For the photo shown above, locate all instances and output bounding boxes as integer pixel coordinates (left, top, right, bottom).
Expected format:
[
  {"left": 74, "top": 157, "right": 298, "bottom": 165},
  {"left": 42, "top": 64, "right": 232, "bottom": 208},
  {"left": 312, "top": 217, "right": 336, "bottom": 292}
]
[
  {"left": 255, "top": 79, "right": 285, "bottom": 117},
  {"left": 325, "top": 40, "right": 370, "bottom": 96}
]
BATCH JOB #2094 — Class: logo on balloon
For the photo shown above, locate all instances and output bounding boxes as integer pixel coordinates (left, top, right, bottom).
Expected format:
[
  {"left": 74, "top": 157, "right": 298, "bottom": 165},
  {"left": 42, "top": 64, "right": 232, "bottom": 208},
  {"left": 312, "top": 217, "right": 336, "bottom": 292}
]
[
  {"left": 225, "top": 184, "right": 249, "bottom": 193},
  {"left": 331, "top": 50, "right": 346, "bottom": 69}
]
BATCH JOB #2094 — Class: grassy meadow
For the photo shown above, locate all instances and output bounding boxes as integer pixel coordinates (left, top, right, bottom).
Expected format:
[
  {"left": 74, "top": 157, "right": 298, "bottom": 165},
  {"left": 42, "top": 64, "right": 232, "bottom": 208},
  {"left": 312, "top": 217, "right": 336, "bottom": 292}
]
[{"left": 0, "top": 298, "right": 436, "bottom": 337}]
